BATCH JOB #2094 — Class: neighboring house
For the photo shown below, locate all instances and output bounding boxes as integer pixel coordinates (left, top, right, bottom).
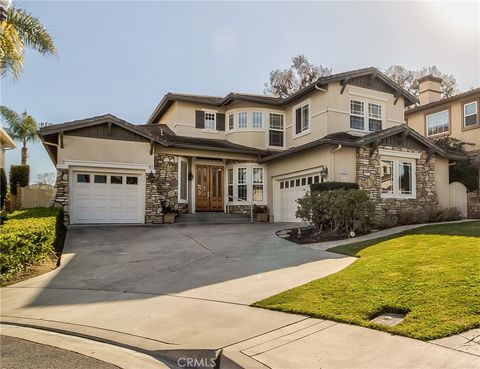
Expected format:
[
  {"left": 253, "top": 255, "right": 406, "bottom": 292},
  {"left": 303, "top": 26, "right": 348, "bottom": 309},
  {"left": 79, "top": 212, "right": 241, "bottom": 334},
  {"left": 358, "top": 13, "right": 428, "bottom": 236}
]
[
  {"left": 39, "top": 67, "right": 464, "bottom": 225},
  {"left": 0, "top": 126, "right": 16, "bottom": 170},
  {"left": 405, "top": 75, "right": 480, "bottom": 162}
]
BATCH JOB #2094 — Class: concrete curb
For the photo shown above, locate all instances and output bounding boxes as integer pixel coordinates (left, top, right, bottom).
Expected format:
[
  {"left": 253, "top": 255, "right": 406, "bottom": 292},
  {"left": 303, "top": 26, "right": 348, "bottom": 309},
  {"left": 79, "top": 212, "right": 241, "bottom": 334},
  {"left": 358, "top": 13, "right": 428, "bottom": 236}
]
[
  {"left": 293, "top": 219, "right": 479, "bottom": 251},
  {"left": 0, "top": 323, "right": 169, "bottom": 369}
]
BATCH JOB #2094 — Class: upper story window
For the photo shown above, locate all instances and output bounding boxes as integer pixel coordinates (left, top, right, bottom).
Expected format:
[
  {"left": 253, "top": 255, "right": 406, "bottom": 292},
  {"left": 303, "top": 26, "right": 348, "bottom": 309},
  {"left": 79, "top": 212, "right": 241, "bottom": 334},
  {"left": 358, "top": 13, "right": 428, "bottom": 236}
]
[
  {"left": 464, "top": 101, "right": 478, "bottom": 128},
  {"left": 253, "top": 112, "right": 263, "bottom": 128},
  {"left": 368, "top": 103, "right": 382, "bottom": 132},
  {"left": 350, "top": 100, "right": 365, "bottom": 130},
  {"left": 228, "top": 114, "right": 234, "bottom": 130},
  {"left": 426, "top": 110, "right": 449, "bottom": 136},
  {"left": 238, "top": 112, "right": 248, "bottom": 128},
  {"left": 204, "top": 112, "right": 216, "bottom": 130},
  {"left": 295, "top": 104, "right": 310, "bottom": 135},
  {"left": 269, "top": 113, "right": 284, "bottom": 148}
]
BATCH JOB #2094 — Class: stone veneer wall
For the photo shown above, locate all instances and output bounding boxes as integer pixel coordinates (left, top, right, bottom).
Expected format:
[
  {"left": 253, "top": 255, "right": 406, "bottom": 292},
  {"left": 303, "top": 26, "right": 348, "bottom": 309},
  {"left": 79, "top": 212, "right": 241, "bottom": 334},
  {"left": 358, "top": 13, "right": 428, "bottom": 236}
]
[
  {"left": 357, "top": 145, "right": 438, "bottom": 221},
  {"left": 145, "top": 153, "right": 188, "bottom": 224},
  {"left": 467, "top": 192, "right": 480, "bottom": 219},
  {"left": 53, "top": 168, "right": 70, "bottom": 224}
]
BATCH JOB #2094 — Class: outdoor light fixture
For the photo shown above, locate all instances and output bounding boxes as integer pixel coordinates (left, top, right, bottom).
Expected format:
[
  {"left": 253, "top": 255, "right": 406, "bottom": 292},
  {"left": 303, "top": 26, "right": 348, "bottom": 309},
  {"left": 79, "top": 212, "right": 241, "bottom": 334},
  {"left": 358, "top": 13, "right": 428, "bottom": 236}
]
[
  {"left": 188, "top": 171, "right": 193, "bottom": 181},
  {"left": 319, "top": 166, "right": 328, "bottom": 179},
  {"left": 147, "top": 168, "right": 156, "bottom": 180}
]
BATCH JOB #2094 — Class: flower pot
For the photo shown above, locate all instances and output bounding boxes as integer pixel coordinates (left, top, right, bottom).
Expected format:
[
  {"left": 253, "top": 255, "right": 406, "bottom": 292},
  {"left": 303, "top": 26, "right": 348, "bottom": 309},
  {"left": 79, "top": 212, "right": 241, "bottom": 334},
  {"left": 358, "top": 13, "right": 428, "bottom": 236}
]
[
  {"left": 255, "top": 213, "right": 269, "bottom": 222},
  {"left": 163, "top": 213, "right": 176, "bottom": 224}
]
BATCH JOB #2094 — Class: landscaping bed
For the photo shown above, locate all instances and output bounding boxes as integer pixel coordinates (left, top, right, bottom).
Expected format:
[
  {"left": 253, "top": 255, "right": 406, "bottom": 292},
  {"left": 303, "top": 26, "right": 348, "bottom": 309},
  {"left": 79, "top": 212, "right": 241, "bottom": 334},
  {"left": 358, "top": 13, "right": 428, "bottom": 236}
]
[
  {"left": 279, "top": 227, "right": 370, "bottom": 244},
  {"left": 255, "top": 221, "right": 480, "bottom": 340},
  {"left": 1, "top": 208, "right": 66, "bottom": 286}
]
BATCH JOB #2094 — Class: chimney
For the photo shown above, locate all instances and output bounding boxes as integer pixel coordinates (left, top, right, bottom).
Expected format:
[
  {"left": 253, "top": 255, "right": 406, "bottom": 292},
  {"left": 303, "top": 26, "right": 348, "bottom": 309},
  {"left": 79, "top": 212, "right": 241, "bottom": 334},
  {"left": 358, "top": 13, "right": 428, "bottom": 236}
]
[{"left": 418, "top": 75, "right": 442, "bottom": 105}]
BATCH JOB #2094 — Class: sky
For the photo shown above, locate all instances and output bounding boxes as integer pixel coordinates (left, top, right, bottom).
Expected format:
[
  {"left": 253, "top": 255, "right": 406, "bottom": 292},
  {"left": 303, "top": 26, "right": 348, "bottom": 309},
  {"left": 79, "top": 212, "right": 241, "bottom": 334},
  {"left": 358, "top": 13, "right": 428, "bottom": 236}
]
[{"left": 2, "top": 0, "right": 479, "bottom": 182}]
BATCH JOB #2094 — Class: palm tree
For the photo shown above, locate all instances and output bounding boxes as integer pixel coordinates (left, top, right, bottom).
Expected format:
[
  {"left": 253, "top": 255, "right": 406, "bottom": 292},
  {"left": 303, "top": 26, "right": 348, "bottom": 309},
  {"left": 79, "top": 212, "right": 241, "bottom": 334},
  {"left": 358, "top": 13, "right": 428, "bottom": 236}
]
[
  {"left": 0, "top": 106, "right": 38, "bottom": 164},
  {"left": 0, "top": 6, "right": 57, "bottom": 79}
]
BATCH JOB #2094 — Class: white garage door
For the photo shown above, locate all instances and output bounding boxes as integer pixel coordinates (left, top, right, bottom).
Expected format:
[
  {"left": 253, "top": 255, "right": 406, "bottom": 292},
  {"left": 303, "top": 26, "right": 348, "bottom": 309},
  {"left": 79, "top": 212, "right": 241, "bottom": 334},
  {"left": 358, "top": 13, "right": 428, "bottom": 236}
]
[
  {"left": 71, "top": 171, "right": 145, "bottom": 224},
  {"left": 274, "top": 173, "right": 321, "bottom": 222}
]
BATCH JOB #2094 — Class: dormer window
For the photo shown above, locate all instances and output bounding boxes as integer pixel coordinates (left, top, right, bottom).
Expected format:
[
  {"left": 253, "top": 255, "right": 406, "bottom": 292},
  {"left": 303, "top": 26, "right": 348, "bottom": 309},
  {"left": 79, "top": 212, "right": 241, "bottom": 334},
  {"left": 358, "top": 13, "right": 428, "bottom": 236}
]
[{"left": 205, "top": 112, "right": 216, "bottom": 130}]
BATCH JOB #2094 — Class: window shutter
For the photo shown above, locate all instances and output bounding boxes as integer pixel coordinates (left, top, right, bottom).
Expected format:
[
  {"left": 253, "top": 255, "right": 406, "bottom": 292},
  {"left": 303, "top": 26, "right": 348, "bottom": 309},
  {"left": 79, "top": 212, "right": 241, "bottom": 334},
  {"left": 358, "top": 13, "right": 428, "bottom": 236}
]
[
  {"left": 216, "top": 113, "right": 225, "bottom": 131},
  {"left": 295, "top": 108, "right": 302, "bottom": 134},
  {"left": 195, "top": 110, "right": 205, "bottom": 129}
]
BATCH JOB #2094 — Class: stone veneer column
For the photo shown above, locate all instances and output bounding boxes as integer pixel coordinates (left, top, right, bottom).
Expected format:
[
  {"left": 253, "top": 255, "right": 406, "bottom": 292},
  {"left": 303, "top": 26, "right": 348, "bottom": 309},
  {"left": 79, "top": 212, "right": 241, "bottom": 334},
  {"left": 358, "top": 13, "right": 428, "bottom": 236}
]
[
  {"left": 53, "top": 168, "right": 69, "bottom": 224},
  {"left": 145, "top": 153, "right": 187, "bottom": 224},
  {"left": 356, "top": 145, "right": 438, "bottom": 221}
]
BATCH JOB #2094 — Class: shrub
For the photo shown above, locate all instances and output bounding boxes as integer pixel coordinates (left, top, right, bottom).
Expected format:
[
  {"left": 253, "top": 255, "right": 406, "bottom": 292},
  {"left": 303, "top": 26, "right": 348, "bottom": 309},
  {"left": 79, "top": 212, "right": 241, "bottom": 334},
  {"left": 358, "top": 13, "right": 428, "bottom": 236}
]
[
  {"left": 1, "top": 167, "right": 6, "bottom": 208},
  {"left": 0, "top": 208, "right": 65, "bottom": 282},
  {"left": 450, "top": 158, "right": 479, "bottom": 192},
  {"left": 310, "top": 181, "right": 359, "bottom": 192},
  {"left": 392, "top": 207, "right": 462, "bottom": 228},
  {"left": 9, "top": 165, "right": 30, "bottom": 195},
  {"left": 296, "top": 189, "right": 374, "bottom": 237}
]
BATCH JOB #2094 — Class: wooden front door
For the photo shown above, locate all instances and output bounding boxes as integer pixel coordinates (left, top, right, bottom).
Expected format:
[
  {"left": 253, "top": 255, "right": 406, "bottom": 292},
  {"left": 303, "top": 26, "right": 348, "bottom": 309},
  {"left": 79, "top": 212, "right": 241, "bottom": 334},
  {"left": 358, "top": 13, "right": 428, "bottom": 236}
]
[{"left": 195, "top": 165, "right": 224, "bottom": 212}]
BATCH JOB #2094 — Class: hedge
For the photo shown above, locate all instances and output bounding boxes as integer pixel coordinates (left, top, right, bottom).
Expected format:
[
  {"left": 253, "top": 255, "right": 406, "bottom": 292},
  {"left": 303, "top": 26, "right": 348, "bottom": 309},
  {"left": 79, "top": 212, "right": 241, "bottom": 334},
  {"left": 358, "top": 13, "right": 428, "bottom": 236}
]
[
  {"left": 0, "top": 208, "right": 65, "bottom": 282},
  {"left": 9, "top": 165, "right": 30, "bottom": 195},
  {"left": 310, "top": 181, "right": 359, "bottom": 192}
]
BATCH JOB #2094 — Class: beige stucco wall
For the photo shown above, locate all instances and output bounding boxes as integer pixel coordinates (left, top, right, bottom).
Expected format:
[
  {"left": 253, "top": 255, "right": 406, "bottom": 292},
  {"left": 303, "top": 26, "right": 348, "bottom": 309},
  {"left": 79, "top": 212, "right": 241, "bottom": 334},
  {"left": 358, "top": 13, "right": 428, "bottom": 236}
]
[
  {"left": 325, "top": 82, "right": 406, "bottom": 135},
  {"left": 0, "top": 145, "right": 5, "bottom": 170},
  {"left": 156, "top": 145, "right": 259, "bottom": 161},
  {"left": 434, "top": 156, "right": 450, "bottom": 209},
  {"left": 406, "top": 94, "right": 480, "bottom": 153},
  {"left": 265, "top": 145, "right": 357, "bottom": 218},
  {"left": 58, "top": 136, "right": 154, "bottom": 168}
]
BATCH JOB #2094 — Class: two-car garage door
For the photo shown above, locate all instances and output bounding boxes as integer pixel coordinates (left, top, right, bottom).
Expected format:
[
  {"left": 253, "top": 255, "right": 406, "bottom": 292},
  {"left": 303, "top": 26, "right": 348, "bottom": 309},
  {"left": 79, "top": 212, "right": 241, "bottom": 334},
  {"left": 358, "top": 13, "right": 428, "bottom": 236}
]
[
  {"left": 274, "top": 172, "right": 322, "bottom": 222},
  {"left": 71, "top": 171, "right": 145, "bottom": 224}
]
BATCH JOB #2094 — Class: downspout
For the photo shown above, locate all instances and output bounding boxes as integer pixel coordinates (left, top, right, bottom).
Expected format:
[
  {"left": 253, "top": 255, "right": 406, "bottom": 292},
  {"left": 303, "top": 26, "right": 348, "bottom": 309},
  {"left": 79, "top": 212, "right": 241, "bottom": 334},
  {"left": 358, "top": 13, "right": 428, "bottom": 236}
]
[{"left": 330, "top": 144, "right": 342, "bottom": 181}]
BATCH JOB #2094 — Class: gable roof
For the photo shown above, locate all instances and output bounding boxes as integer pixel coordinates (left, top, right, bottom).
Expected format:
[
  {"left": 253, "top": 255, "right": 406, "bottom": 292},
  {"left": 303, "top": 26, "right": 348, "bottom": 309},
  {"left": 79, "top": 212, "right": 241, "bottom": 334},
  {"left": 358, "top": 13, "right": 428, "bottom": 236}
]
[
  {"left": 405, "top": 87, "right": 480, "bottom": 115},
  {"left": 146, "top": 67, "right": 419, "bottom": 125},
  {"left": 260, "top": 124, "right": 465, "bottom": 163},
  {"left": 38, "top": 114, "right": 267, "bottom": 164}
]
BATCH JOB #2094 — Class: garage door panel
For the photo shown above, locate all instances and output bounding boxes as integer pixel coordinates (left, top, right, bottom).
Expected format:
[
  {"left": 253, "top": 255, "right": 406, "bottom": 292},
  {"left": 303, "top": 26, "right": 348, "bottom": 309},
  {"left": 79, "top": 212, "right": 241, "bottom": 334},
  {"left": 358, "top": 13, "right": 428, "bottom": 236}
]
[
  {"left": 72, "top": 171, "right": 144, "bottom": 224},
  {"left": 274, "top": 172, "right": 321, "bottom": 222}
]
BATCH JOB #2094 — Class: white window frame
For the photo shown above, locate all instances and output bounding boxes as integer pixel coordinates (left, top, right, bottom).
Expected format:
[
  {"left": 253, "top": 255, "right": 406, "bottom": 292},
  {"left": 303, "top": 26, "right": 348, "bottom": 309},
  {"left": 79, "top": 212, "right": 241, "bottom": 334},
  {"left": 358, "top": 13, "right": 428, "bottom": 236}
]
[
  {"left": 368, "top": 102, "right": 383, "bottom": 132},
  {"left": 252, "top": 112, "right": 263, "bottom": 129},
  {"left": 464, "top": 101, "right": 478, "bottom": 128},
  {"left": 380, "top": 156, "right": 416, "bottom": 199},
  {"left": 203, "top": 111, "right": 216, "bottom": 130},
  {"left": 238, "top": 112, "right": 248, "bottom": 129},
  {"left": 237, "top": 167, "right": 248, "bottom": 201},
  {"left": 252, "top": 167, "right": 264, "bottom": 202},
  {"left": 350, "top": 100, "right": 365, "bottom": 130},
  {"left": 228, "top": 113, "right": 234, "bottom": 130},
  {"left": 178, "top": 157, "right": 189, "bottom": 203},
  {"left": 267, "top": 113, "right": 285, "bottom": 149},
  {"left": 426, "top": 109, "right": 449, "bottom": 137},
  {"left": 225, "top": 163, "right": 267, "bottom": 205},
  {"left": 227, "top": 168, "right": 234, "bottom": 201},
  {"left": 293, "top": 102, "right": 310, "bottom": 138}
]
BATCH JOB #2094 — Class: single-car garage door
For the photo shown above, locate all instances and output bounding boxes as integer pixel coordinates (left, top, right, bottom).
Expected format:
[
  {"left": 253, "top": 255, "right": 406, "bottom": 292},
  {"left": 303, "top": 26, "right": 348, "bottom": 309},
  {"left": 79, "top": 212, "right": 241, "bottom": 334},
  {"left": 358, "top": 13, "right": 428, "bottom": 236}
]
[
  {"left": 274, "top": 173, "right": 321, "bottom": 222},
  {"left": 71, "top": 171, "right": 145, "bottom": 224}
]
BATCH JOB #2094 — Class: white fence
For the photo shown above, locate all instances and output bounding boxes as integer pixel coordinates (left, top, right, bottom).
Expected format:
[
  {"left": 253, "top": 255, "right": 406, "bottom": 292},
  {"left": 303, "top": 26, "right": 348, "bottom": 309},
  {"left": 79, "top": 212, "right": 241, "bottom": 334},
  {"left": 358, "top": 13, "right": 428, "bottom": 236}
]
[{"left": 20, "top": 184, "right": 54, "bottom": 208}]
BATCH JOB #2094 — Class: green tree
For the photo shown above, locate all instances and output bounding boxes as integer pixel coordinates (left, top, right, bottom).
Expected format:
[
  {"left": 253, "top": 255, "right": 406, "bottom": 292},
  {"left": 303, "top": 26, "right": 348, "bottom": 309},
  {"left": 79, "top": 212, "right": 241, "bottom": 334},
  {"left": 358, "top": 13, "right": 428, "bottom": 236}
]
[
  {"left": 1, "top": 6, "right": 57, "bottom": 79},
  {"left": 0, "top": 106, "right": 38, "bottom": 164}
]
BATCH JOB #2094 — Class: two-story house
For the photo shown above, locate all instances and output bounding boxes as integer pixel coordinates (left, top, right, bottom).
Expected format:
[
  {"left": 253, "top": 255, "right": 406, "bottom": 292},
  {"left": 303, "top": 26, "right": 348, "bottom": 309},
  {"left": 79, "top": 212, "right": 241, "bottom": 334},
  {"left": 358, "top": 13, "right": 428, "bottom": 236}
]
[
  {"left": 39, "top": 67, "right": 464, "bottom": 224},
  {"left": 405, "top": 75, "right": 480, "bottom": 162}
]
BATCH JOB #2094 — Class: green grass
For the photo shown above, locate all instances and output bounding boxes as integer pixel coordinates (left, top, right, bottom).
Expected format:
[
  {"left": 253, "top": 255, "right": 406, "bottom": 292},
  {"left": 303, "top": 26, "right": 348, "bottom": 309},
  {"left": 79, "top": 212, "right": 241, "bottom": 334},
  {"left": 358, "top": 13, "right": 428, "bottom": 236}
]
[{"left": 254, "top": 221, "right": 480, "bottom": 340}]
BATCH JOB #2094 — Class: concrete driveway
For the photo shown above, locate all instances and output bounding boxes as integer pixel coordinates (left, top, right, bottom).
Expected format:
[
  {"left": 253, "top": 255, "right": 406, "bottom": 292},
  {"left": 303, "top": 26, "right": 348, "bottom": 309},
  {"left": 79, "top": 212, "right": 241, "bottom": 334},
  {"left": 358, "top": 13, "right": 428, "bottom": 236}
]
[{"left": 1, "top": 224, "right": 478, "bottom": 368}]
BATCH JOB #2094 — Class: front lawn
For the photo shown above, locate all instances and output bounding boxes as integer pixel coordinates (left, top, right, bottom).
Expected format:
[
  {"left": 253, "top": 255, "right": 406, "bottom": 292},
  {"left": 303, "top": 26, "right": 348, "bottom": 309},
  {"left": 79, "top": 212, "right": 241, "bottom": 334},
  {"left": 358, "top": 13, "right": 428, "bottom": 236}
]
[
  {"left": 1, "top": 208, "right": 66, "bottom": 286},
  {"left": 254, "top": 221, "right": 480, "bottom": 340}
]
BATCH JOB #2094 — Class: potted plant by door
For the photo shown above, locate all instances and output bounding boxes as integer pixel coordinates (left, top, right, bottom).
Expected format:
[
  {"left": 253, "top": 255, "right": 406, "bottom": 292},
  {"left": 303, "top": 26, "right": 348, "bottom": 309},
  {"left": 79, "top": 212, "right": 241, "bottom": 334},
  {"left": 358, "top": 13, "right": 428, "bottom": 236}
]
[
  {"left": 254, "top": 205, "right": 269, "bottom": 222},
  {"left": 162, "top": 202, "right": 178, "bottom": 224}
]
